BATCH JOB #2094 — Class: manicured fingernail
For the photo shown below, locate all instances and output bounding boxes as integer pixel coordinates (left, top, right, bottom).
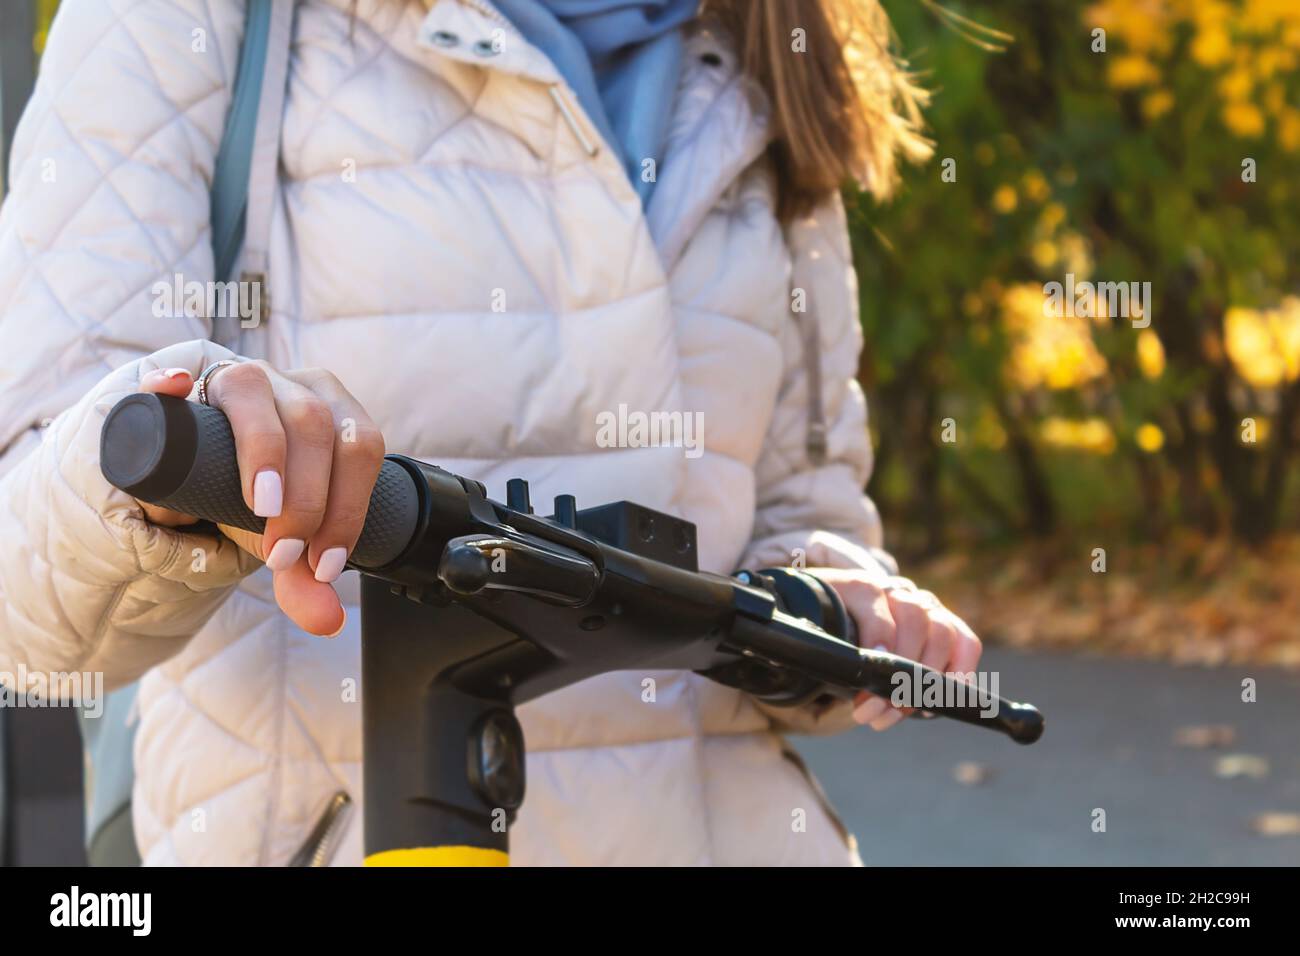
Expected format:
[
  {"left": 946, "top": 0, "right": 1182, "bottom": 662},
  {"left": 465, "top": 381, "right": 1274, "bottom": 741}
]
[
  {"left": 253, "top": 470, "right": 282, "bottom": 517},
  {"left": 326, "top": 612, "right": 347, "bottom": 638},
  {"left": 314, "top": 547, "right": 348, "bottom": 584},
  {"left": 265, "top": 537, "right": 304, "bottom": 571},
  {"left": 143, "top": 367, "right": 189, "bottom": 384}
]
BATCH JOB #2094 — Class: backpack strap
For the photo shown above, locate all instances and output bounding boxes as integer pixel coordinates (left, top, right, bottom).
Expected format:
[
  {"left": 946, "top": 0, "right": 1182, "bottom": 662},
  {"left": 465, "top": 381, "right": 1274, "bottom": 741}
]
[
  {"left": 211, "top": 0, "right": 295, "bottom": 345},
  {"left": 798, "top": 293, "right": 829, "bottom": 466}
]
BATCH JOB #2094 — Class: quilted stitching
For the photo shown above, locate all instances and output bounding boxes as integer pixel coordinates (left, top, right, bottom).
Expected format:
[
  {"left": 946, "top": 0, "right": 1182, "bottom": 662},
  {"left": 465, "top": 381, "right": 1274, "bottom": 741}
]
[{"left": 0, "top": 0, "right": 885, "bottom": 866}]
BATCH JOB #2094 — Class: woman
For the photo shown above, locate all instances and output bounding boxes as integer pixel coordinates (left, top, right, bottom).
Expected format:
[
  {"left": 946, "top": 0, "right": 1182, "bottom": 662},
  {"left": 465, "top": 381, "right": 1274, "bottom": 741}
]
[{"left": 0, "top": 0, "right": 980, "bottom": 865}]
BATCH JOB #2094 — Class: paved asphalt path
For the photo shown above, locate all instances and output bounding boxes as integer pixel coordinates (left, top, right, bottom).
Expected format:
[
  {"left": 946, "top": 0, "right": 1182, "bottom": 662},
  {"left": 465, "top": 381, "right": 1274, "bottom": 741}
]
[{"left": 794, "top": 646, "right": 1300, "bottom": 866}]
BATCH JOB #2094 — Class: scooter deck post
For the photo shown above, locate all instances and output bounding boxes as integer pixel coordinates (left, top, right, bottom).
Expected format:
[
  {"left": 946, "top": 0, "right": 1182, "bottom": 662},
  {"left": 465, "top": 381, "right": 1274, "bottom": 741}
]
[{"left": 361, "top": 579, "right": 523, "bottom": 866}]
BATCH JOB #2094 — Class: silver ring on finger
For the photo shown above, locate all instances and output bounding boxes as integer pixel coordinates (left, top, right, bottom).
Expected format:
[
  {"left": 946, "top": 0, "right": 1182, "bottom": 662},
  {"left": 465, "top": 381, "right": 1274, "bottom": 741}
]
[
  {"left": 881, "top": 576, "right": 917, "bottom": 595},
  {"left": 196, "top": 359, "right": 240, "bottom": 407}
]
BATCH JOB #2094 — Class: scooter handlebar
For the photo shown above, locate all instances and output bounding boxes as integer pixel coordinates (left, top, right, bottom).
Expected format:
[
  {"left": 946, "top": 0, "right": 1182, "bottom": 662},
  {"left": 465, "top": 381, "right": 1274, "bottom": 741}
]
[
  {"left": 856, "top": 647, "right": 1045, "bottom": 744},
  {"left": 99, "top": 393, "right": 421, "bottom": 569},
  {"left": 101, "top": 393, "right": 1045, "bottom": 746}
]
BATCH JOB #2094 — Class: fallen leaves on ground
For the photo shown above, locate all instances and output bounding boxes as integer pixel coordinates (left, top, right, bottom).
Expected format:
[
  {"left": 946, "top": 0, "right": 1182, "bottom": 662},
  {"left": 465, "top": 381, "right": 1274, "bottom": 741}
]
[
  {"left": 1213, "top": 754, "right": 1270, "bottom": 779},
  {"left": 1174, "top": 725, "right": 1237, "bottom": 748},
  {"left": 952, "top": 761, "right": 993, "bottom": 786},
  {"left": 1251, "top": 813, "right": 1300, "bottom": 837}
]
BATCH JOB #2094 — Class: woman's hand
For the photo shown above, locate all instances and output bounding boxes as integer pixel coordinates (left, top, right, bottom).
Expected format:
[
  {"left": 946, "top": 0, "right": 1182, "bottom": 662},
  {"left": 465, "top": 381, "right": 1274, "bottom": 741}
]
[
  {"left": 136, "top": 362, "right": 385, "bottom": 637},
  {"left": 811, "top": 567, "right": 983, "bottom": 731}
]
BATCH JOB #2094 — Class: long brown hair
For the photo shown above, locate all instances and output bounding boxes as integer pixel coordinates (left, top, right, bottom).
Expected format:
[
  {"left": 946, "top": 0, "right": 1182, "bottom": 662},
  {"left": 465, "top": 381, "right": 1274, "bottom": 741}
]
[{"left": 704, "top": 0, "right": 931, "bottom": 220}]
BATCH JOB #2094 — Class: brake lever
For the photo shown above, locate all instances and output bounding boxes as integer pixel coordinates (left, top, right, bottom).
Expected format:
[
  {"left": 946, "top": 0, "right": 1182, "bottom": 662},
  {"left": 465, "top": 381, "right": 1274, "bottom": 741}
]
[{"left": 438, "top": 533, "right": 600, "bottom": 607}]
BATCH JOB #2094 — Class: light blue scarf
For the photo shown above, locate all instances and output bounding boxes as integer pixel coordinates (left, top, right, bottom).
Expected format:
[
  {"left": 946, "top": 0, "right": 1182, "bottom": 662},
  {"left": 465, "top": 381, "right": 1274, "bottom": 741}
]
[{"left": 491, "top": 0, "right": 700, "bottom": 204}]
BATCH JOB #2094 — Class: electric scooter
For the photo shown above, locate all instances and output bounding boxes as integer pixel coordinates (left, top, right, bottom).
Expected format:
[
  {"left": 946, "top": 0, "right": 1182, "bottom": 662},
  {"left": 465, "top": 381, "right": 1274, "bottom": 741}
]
[{"left": 100, "top": 393, "right": 1044, "bottom": 866}]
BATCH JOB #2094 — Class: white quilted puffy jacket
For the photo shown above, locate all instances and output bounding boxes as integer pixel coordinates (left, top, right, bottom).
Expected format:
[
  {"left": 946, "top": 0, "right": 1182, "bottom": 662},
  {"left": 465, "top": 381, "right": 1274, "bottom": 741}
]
[{"left": 0, "top": 0, "right": 895, "bottom": 866}]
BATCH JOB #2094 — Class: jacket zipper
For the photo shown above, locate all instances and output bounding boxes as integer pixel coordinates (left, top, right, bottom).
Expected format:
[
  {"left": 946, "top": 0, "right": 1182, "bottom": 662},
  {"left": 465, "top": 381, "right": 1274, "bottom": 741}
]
[
  {"left": 548, "top": 86, "right": 599, "bottom": 156},
  {"left": 289, "top": 791, "right": 353, "bottom": 867}
]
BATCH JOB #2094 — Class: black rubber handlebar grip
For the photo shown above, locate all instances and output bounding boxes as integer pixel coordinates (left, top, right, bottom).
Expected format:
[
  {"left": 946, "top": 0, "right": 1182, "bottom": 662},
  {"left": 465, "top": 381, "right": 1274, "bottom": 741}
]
[{"left": 100, "top": 393, "right": 421, "bottom": 570}]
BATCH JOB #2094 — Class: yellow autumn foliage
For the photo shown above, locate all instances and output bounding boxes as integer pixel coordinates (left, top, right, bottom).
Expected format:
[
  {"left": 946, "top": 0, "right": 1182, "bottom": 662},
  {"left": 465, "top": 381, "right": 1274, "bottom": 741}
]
[
  {"left": 1142, "top": 89, "right": 1175, "bottom": 119},
  {"left": 1001, "top": 283, "right": 1109, "bottom": 391},
  {"left": 992, "top": 184, "right": 1018, "bottom": 214},
  {"left": 1039, "top": 417, "right": 1117, "bottom": 455},
  {"left": 1021, "top": 170, "right": 1051, "bottom": 203},
  {"left": 1223, "top": 101, "right": 1266, "bottom": 137},
  {"left": 973, "top": 407, "right": 1008, "bottom": 451},
  {"left": 1108, "top": 55, "right": 1161, "bottom": 89},
  {"left": 1086, "top": 0, "right": 1300, "bottom": 148},
  {"left": 1136, "top": 422, "right": 1166, "bottom": 453},
  {"left": 1137, "top": 329, "right": 1167, "bottom": 379},
  {"left": 1224, "top": 298, "right": 1300, "bottom": 387}
]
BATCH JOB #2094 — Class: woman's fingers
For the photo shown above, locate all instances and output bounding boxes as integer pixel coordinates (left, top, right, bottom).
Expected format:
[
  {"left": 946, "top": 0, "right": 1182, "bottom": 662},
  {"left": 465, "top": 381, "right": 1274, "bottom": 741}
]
[
  {"left": 947, "top": 611, "right": 984, "bottom": 675},
  {"left": 203, "top": 361, "right": 287, "bottom": 521},
  {"left": 271, "top": 552, "right": 347, "bottom": 637},
  {"left": 132, "top": 360, "right": 380, "bottom": 639},
  {"left": 812, "top": 569, "right": 896, "bottom": 649},
  {"left": 283, "top": 369, "right": 385, "bottom": 583},
  {"left": 212, "top": 364, "right": 380, "bottom": 633},
  {"left": 215, "top": 523, "right": 262, "bottom": 558},
  {"left": 856, "top": 586, "right": 898, "bottom": 651},
  {"left": 859, "top": 589, "right": 923, "bottom": 729},
  {"left": 870, "top": 590, "right": 946, "bottom": 730},
  {"left": 914, "top": 597, "right": 954, "bottom": 675},
  {"left": 886, "top": 589, "right": 930, "bottom": 664},
  {"left": 811, "top": 571, "right": 900, "bottom": 728},
  {"left": 260, "top": 381, "right": 335, "bottom": 571},
  {"left": 852, "top": 692, "right": 890, "bottom": 727},
  {"left": 139, "top": 366, "right": 194, "bottom": 398},
  {"left": 308, "top": 424, "right": 383, "bottom": 582},
  {"left": 816, "top": 569, "right": 986, "bottom": 731},
  {"left": 220, "top": 518, "right": 345, "bottom": 638}
]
